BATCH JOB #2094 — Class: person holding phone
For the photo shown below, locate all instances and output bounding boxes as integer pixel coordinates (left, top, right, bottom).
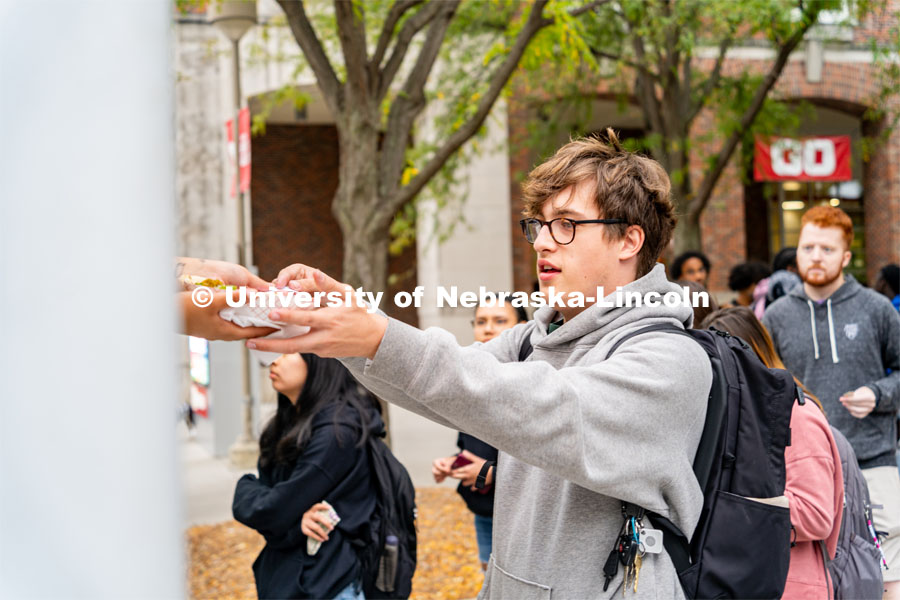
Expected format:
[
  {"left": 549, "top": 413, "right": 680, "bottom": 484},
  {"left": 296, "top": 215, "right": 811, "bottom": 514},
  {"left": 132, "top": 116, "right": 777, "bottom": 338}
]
[{"left": 432, "top": 298, "right": 527, "bottom": 571}]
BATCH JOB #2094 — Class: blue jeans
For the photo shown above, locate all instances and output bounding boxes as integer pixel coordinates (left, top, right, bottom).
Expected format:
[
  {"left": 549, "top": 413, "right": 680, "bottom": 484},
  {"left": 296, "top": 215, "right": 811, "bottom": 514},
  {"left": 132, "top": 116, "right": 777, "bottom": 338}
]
[
  {"left": 332, "top": 580, "right": 364, "bottom": 600},
  {"left": 474, "top": 514, "right": 493, "bottom": 564}
]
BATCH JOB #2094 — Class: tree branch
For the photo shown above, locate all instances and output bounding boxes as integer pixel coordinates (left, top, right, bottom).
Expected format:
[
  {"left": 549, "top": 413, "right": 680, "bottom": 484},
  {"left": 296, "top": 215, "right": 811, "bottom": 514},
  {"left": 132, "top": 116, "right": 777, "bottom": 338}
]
[
  {"left": 371, "top": 0, "right": 423, "bottom": 71},
  {"left": 568, "top": 0, "right": 612, "bottom": 19},
  {"left": 377, "top": 1, "right": 445, "bottom": 101},
  {"left": 378, "top": 0, "right": 460, "bottom": 201},
  {"left": 589, "top": 48, "right": 659, "bottom": 78},
  {"left": 688, "top": 10, "right": 817, "bottom": 217},
  {"left": 629, "top": 28, "right": 666, "bottom": 137},
  {"left": 334, "top": 0, "right": 369, "bottom": 102},
  {"left": 277, "top": 0, "right": 343, "bottom": 113},
  {"left": 388, "top": 0, "right": 554, "bottom": 213},
  {"left": 686, "top": 32, "right": 735, "bottom": 124}
]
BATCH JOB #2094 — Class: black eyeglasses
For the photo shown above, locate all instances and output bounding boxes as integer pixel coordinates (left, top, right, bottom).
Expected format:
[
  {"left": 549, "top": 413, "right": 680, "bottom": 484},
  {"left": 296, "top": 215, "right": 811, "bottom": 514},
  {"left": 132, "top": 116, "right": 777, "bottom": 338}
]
[{"left": 519, "top": 217, "right": 628, "bottom": 245}]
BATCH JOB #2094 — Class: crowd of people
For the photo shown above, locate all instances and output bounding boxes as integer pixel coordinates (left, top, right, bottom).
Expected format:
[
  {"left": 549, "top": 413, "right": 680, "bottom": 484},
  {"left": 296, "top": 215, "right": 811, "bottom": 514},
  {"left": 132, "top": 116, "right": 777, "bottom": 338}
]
[{"left": 178, "top": 131, "right": 899, "bottom": 600}]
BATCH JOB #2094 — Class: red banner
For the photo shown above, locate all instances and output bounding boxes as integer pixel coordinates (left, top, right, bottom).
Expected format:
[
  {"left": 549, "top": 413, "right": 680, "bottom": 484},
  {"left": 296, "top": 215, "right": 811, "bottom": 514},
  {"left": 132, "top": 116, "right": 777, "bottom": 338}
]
[
  {"left": 754, "top": 135, "right": 851, "bottom": 182},
  {"left": 226, "top": 107, "right": 251, "bottom": 196}
]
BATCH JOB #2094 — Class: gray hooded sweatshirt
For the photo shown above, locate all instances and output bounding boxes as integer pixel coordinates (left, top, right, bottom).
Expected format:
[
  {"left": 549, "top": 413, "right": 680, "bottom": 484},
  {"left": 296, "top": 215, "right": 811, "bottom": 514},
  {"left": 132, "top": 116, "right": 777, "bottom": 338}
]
[
  {"left": 762, "top": 274, "right": 900, "bottom": 468},
  {"left": 342, "top": 264, "right": 711, "bottom": 599}
]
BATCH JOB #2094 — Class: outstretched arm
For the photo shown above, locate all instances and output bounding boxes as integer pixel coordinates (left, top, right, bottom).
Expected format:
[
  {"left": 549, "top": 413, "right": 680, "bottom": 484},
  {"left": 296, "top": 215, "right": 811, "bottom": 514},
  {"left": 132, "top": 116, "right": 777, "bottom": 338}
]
[
  {"left": 178, "top": 291, "right": 276, "bottom": 341},
  {"left": 248, "top": 266, "right": 710, "bottom": 518},
  {"left": 176, "top": 257, "right": 275, "bottom": 340}
]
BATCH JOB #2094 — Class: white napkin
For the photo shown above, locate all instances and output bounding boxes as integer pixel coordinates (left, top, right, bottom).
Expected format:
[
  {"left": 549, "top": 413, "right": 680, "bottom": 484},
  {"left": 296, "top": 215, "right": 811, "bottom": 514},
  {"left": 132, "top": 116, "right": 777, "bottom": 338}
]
[{"left": 219, "top": 293, "right": 310, "bottom": 365}]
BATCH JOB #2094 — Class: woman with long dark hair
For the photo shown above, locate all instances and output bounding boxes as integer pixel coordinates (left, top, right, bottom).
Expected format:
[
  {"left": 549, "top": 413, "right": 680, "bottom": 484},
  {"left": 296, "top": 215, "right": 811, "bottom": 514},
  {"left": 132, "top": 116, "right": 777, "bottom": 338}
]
[
  {"left": 700, "top": 308, "right": 844, "bottom": 600},
  {"left": 233, "top": 353, "right": 383, "bottom": 600}
]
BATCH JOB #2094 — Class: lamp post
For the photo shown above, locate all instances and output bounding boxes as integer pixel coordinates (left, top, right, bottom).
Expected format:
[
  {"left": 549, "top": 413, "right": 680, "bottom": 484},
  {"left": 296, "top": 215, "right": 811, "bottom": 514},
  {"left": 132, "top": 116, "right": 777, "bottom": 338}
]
[{"left": 208, "top": 0, "right": 258, "bottom": 469}]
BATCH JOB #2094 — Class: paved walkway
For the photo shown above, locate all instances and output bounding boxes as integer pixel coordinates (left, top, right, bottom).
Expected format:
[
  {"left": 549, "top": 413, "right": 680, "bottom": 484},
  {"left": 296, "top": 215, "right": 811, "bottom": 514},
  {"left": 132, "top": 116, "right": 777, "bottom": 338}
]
[{"left": 179, "top": 425, "right": 249, "bottom": 527}]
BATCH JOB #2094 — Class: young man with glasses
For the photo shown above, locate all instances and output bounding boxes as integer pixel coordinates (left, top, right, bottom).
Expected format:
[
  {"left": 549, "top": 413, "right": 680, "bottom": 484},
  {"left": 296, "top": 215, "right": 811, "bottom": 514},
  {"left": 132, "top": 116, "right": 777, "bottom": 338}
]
[{"left": 246, "top": 131, "right": 712, "bottom": 599}]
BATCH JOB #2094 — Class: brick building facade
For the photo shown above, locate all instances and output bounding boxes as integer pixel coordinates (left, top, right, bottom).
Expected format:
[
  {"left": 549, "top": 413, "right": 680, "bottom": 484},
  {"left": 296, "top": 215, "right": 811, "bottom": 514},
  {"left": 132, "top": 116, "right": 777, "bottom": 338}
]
[{"left": 506, "top": 12, "right": 900, "bottom": 295}]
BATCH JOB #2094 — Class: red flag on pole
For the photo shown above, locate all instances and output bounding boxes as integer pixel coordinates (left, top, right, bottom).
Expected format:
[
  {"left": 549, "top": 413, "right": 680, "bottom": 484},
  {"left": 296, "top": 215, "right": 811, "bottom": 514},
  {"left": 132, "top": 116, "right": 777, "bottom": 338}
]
[{"left": 226, "top": 107, "right": 252, "bottom": 196}]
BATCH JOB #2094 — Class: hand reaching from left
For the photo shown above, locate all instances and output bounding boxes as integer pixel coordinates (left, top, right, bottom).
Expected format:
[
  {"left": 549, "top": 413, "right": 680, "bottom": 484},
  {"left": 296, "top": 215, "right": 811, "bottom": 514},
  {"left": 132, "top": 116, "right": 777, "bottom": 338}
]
[
  {"left": 176, "top": 257, "right": 269, "bottom": 291},
  {"left": 179, "top": 291, "right": 276, "bottom": 340}
]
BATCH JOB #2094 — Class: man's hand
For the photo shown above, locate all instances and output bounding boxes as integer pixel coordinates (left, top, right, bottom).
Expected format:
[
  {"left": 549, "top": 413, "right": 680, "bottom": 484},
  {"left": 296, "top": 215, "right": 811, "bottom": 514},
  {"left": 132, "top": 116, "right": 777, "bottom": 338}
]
[
  {"left": 246, "top": 267, "right": 388, "bottom": 360},
  {"left": 839, "top": 386, "right": 877, "bottom": 419},
  {"left": 177, "top": 257, "right": 269, "bottom": 291},
  {"left": 300, "top": 502, "right": 333, "bottom": 543},
  {"left": 450, "top": 450, "right": 491, "bottom": 489},
  {"left": 432, "top": 456, "right": 455, "bottom": 484},
  {"left": 179, "top": 292, "right": 276, "bottom": 341},
  {"left": 274, "top": 263, "right": 318, "bottom": 289}
]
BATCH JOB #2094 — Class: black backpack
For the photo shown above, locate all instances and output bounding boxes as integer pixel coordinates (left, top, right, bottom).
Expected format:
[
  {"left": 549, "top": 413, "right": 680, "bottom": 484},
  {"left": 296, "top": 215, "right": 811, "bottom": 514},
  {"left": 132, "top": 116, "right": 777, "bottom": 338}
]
[
  {"left": 353, "top": 433, "right": 417, "bottom": 599},
  {"left": 820, "top": 426, "right": 884, "bottom": 599},
  {"left": 519, "top": 324, "right": 797, "bottom": 599}
]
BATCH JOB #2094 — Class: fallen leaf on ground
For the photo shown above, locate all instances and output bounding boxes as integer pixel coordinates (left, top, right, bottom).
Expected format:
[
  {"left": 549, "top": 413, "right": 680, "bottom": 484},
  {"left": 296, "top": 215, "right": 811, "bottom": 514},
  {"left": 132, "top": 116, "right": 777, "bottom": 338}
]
[{"left": 187, "top": 487, "right": 484, "bottom": 599}]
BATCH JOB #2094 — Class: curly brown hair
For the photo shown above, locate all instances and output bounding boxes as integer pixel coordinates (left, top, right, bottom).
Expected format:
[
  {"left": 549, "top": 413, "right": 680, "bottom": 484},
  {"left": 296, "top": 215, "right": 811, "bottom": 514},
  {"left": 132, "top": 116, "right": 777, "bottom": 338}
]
[{"left": 521, "top": 129, "right": 676, "bottom": 278}]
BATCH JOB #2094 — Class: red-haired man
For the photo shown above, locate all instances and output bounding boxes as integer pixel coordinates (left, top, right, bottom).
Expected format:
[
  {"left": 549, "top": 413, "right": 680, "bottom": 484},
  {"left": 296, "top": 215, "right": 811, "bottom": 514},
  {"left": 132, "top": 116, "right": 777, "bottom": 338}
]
[{"left": 763, "top": 206, "right": 900, "bottom": 598}]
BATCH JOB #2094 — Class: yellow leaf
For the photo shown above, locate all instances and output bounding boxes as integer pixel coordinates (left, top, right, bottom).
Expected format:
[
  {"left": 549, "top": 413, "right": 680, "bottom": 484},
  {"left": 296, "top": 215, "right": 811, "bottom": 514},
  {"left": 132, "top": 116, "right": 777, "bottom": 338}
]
[{"left": 401, "top": 166, "right": 418, "bottom": 186}]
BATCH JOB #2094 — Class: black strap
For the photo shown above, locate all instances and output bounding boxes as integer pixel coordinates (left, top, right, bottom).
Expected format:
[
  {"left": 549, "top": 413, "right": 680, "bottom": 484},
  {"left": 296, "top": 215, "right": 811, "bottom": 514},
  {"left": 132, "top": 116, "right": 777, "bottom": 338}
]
[
  {"left": 475, "top": 460, "right": 495, "bottom": 489},
  {"left": 604, "top": 323, "right": 692, "bottom": 360},
  {"left": 645, "top": 511, "right": 692, "bottom": 574},
  {"left": 518, "top": 323, "right": 690, "bottom": 362},
  {"left": 621, "top": 505, "right": 693, "bottom": 574},
  {"left": 818, "top": 540, "right": 834, "bottom": 600},
  {"left": 518, "top": 336, "right": 533, "bottom": 361}
]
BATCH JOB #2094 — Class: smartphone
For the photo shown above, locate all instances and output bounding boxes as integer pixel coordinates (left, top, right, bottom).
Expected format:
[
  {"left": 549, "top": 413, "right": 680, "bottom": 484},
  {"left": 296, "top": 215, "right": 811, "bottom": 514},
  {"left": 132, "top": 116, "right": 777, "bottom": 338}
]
[{"left": 450, "top": 453, "right": 472, "bottom": 469}]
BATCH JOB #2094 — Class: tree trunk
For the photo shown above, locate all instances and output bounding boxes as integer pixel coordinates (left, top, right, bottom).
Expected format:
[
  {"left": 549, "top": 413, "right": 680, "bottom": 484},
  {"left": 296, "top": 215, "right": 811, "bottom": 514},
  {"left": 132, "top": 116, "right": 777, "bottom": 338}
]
[
  {"left": 672, "top": 208, "right": 703, "bottom": 257},
  {"left": 337, "top": 203, "right": 394, "bottom": 446},
  {"left": 339, "top": 212, "right": 390, "bottom": 294},
  {"left": 332, "top": 127, "right": 395, "bottom": 445},
  {"left": 665, "top": 146, "right": 703, "bottom": 258},
  {"left": 332, "top": 120, "right": 384, "bottom": 289}
]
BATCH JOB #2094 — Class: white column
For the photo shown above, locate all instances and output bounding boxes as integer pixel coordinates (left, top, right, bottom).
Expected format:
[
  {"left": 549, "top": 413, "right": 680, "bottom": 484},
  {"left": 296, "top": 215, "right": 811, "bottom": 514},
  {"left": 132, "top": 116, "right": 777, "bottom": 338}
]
[{"left": 0, "top": 2, "right": 181, "bottom": 597}]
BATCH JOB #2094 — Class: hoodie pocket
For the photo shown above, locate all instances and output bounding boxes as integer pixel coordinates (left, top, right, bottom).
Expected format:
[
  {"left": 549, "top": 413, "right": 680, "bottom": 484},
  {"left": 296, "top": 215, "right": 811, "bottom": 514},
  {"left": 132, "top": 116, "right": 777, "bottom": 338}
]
[{"left": 485, "top": 558, "right": 552, "bottom": 600}]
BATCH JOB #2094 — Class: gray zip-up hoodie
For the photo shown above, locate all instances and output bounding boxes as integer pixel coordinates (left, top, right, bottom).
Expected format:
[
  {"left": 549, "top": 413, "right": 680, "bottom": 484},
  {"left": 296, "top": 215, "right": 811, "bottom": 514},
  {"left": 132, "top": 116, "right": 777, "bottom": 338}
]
[
  {"left": 342, "top": 264, "right": 711, "bottom": 599},
  {"left": 762, "top": 274, "right": 900, "bottom": 468}
]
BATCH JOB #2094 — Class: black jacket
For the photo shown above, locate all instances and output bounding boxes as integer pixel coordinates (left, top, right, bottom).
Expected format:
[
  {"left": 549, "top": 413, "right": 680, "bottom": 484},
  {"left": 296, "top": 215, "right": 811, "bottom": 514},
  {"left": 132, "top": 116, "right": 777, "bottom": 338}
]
[
  {"left": 233, "top": 398, "right": 383, "bottom": 599},
  {"left": 455, "top": 432, "right": 497, "bottom": 517}
]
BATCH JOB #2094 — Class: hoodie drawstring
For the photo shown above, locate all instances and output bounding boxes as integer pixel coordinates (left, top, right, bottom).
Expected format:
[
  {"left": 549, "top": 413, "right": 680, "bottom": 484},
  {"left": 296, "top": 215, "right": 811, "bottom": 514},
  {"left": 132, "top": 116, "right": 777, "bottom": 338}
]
[
  {"left": 807, "top": 299, "right": 840, "bottom": 363},
  {"left": 826, "top": 298, "right": 839, "bottom": 363},
  {"left": 807, "top": 300, "right": 820, "bottom": 360}
]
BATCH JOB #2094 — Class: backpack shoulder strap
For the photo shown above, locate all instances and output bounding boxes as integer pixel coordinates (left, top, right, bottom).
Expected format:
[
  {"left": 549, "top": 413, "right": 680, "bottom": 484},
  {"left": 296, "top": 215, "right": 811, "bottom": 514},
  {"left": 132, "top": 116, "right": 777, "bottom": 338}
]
[
  {"left": 818, "top": 540, "right": 834, "bottom": 600},
  {"left": 616, "top": 324, "right": 697, "bottom": 575},
  {"left": 604, "top": 323, "right": 692, "bottom": 360},
  {"left": 520, "top": 323, "right": 691, "bottom": 362},
  {"left": 518, "top": 336, "right": 533, "bottom": 362},
  {"left": 642, "top": 510, "right": 692, "bottom": 574}
]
